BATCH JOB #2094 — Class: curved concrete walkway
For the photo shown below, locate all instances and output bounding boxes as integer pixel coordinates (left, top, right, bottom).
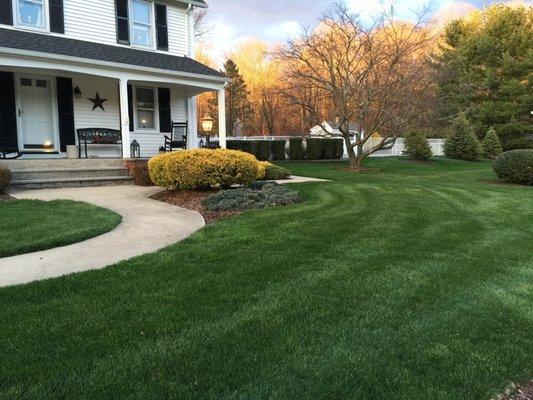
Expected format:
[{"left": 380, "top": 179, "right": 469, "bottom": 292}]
[{"left": 0, "top": 186, "right": 205, "bottom": 287}]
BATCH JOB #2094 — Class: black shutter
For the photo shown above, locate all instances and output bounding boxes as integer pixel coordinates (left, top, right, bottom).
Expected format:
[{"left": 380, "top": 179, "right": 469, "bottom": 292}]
[
  {"left": 155, "top": 4, "right": 168, "bottom": 51},
  {"left": 0, "top": 72, "right": 17, "bottom": 151},
  {"left": 0, "top": 0, "right": 13, "bottom": 26},
  {"left": 115, "top": 0, "right": 129, "bottom": 44},
  {"left": 56, "top": 77, "right": 75, "bottom": 152},
  {"left": 127, "top": 84, "right": 134, "bottom": 132},
  {"left": 158, "top": 88, "right": 171, "bottom": 133},
  {"left": 49, "top": 0, "right": 64, "bottom": 33}
]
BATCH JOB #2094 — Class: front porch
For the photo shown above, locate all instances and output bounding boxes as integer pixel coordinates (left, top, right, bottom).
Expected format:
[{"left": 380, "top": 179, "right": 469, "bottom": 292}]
[{"left": 0, "top": 30, "right": 228, "bottom": 160}]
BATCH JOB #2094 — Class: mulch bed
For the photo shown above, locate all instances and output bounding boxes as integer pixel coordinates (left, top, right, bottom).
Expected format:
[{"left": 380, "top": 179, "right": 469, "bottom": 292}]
[
  {"left": 0, "top": 193, "right": 14, "bottom": 202},
  {"left": 151, "top": 190, "right": 242, "bottom": 224},
  {"left": 496, "top": 381, "right": 533, "bottom": 400}
]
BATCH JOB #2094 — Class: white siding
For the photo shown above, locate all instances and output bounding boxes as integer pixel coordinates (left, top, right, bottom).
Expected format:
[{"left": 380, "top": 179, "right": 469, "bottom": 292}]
[
  {"left": 131, "top": 85, "right": 188, "bottom": 158},
  {"left": 63, "top": 0, "right": 189, "bottom": 58},
  {"left": 167, "top": 4, "right": 188, "bottom": 56},
  {"left": 71, "top": 76, "right": 189, "bottom": 158},
  {"left": 73, "top": 76, "right": 121, "bottom": 131},
  {"left": 64, "top": 0, "right": 117, "bottom": 46}
]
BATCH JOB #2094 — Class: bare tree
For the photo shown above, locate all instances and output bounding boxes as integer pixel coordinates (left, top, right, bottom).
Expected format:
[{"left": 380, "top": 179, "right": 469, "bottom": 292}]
[
  {"left": 276, "top": 2, "right": 436, "bottom": 170},
  {"left": 194, "top": 8, "right": 213, "bottom": 41}
]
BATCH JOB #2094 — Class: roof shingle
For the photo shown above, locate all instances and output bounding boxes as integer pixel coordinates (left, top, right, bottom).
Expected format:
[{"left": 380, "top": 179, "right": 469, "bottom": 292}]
[{"left": 0, "top": 28, "right": 223, "bottom": 78}]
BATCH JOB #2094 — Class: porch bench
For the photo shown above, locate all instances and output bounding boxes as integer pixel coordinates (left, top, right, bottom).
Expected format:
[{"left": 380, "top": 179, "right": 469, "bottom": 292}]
[
  {"left": 0, "top": 142, "right": 20, "bottom": 159},
  {"left": 77, "top": 128, "right": 122, "bottom": 158}
]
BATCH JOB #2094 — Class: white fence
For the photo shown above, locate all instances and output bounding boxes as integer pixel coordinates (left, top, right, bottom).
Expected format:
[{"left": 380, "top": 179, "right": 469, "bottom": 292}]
[
  {"left": 363, "top": 138, "right": 445, "bottom": 158},
  {"left": 222, "top": 136, "right": 445, "bottom": 159}
]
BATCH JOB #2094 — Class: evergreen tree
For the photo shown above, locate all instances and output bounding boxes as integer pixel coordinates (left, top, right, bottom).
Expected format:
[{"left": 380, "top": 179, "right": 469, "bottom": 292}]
[
  {"left": 404, "top": 131, "right": 433, "bottom": 161},
  {"left": 482, "top": 127, "right": 503, "bottom": 159},
  {"left": 433, "top": 5, "right": 533, "bottom": 146},
  {"left": 444, "top": 113, "right": 482, "bottom": 161},
  {"left": 210, "top": 59, "right": 253, "bottom": 136}
]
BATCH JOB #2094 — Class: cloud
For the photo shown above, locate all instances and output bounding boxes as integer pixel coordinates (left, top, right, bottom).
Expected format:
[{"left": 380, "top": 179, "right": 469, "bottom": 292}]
[{"left": 265, "top": 20, "right": 302, "bottom": 41}]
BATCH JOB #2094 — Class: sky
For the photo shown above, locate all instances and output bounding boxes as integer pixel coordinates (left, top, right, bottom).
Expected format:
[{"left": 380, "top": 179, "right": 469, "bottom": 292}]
[{"left": 199, "top": 0, "right": 509, "bottom": 65}]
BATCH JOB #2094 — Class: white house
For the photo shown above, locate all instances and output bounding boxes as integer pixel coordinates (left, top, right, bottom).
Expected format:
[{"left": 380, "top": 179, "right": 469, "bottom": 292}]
[
  {"left": 309, "top": 121, "right": 360, "bottom": 138},
  {"left": 0, "top": 0, "right": 228, "bottom": 159}
]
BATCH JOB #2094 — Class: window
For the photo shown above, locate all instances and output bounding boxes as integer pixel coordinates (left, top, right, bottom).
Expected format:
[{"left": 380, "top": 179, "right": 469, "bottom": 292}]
[
  {"left": 16, "top": 0, "right": 46, "bottom": 29},
  {"left": 135, "top": 87, "right": 156, "bottom": 130},
  {"left": 131, "top": 0, "right": 152, "bottom": 47}
]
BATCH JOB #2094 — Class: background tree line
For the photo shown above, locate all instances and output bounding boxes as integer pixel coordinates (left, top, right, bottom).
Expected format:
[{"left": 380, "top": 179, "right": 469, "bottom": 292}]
[{"left": 196, "top": 3, "right": 532, "bottom": 154}]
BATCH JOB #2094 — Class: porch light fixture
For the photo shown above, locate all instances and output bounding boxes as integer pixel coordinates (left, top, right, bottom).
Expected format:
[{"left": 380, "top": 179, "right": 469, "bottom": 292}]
[
  {"left": 130, "top": 140, "right": 141, "bottom": 158},
  {"left": 73, "top": 86, "right": 82, "bottom": 99},
  {"left": 201, "top": 113, "right": 214, "bottom": 133}
]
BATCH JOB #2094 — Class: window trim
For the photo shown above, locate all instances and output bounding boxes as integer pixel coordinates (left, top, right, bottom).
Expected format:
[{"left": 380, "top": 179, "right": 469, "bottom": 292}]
[
  {"left": 133, "top": 85, "right": 159, "bottom": 132},
  {"left": 13, "top": 0, "right": 49, "bottom": 32},
  {"left": 129, "top": 0, "right": 155, "bottom": 50}
]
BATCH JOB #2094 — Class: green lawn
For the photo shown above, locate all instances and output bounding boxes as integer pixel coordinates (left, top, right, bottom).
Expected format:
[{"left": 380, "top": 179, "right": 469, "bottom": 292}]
[
  {"left": 0, "top": 158, "right": 531, "bottom": 400},
  {"left": 0, "top": 200, "right": 121, "bottom": 258}
]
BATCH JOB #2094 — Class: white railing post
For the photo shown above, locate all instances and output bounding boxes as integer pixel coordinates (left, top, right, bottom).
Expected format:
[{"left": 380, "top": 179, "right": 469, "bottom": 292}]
[
  {"left": 218, "top": 89, "right": 226, "bottom": 149},
  {"left": 118, "top": 77, "right": 131, "bottom": 158}
]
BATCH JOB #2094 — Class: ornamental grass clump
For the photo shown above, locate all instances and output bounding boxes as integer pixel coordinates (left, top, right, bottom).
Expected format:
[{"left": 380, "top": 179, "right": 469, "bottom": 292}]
[
  {"left": 403, "top": 131, "right": 432, "bottom": 161},
  {"left": 493, "top": 149, "right": 533, "bottom": 185},
  {"left": 148, "top": 149, "right": 259, "bottom": 190},
  {"left": 482, "top": 128, "right": 503, "bottom": 159}
]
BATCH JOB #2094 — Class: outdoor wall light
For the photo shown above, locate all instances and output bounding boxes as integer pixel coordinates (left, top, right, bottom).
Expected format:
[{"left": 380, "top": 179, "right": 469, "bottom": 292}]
[
  {"left": 201, "top": 113, "right": 214, "bottom": 133},
  {"left": 73, "top": 86, "right": 82, "bottom": 99}
]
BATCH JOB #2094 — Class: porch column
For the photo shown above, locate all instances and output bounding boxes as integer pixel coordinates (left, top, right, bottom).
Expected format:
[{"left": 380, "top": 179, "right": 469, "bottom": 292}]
[
  {"left": 218, "top": 89, "right": 226, "bottom": 149},
  {"left": 187, "top": 95, "right": 199, "bottom": 149},
  {"left": 118, "top": 78, "right": 131, "bottom": 158}
]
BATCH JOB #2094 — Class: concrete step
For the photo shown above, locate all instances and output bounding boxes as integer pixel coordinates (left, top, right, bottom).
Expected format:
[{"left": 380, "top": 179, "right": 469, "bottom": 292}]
[
  {"left": 11, "top": 167, "right": 131, "bottom": 181},
  {"left": 0, "top": 158, "right": 127, "bottom": 171},
  {"left": 11, "top": 176, "right": 134, "bottom": 190}
]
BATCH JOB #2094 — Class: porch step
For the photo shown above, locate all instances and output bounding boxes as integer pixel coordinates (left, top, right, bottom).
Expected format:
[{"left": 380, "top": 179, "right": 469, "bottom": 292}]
[
  {"left": 2, "top": 159, "right": 137, "bottom": 190},
  {"left": 11, "top": 167, "right": 131, "bottom": 181},
  {"left": 11, "top": 176, "right": 134, "bottom": 190}
]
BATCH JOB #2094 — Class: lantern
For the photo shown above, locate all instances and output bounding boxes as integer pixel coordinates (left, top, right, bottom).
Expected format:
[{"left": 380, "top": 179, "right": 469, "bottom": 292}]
[
  {"left": 130, "top": 140, "right": 141, "bottom": 158},
  {"left": 201, "top": 113, "right": 214, "bottom": 133},
  {"left": 73, "top": 86, "right": 82, "bottom": 99}
]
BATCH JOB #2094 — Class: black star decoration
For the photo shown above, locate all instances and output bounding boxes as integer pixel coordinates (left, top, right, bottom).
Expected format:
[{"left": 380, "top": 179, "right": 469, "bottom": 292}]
[{"left": 89, "top": 92, "right": 107, "bottom": 111}]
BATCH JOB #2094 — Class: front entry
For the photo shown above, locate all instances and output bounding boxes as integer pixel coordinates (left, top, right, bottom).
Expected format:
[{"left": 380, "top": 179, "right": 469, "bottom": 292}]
[{"left": 16, "top": 75, "right": 57, "bottom": 152}]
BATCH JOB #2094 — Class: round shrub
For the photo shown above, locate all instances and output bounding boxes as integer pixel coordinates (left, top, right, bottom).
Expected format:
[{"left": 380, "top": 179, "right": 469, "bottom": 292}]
[
  {"left": 148, "top": 149, "right": 259, "bottom": 190},
  {"left": 403, "top": 131, "right": 432, "bottom": 161},
  {"left": 482, "top": 128, "right": 503, "bottom": 159},
  {"left": 444, "top": 114, "right": 482, "bottom": 161},
  {"left": 493, "top": 149, "right": 533, "bottom": 185},
  {"left": 289, "top": 138, "right": 304, "bottom": 160},
  {"left": 0, "top": 167, "right": 11, "bottom": 193}
]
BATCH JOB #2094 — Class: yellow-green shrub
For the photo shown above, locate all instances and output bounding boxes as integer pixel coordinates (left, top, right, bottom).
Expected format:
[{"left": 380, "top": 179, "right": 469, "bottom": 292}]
[
  {"left": 256, "top": 161, "right": 291, "bottom": 180},
  {"left": 148, "top": 149, "right": 259, "bottom": 190}
]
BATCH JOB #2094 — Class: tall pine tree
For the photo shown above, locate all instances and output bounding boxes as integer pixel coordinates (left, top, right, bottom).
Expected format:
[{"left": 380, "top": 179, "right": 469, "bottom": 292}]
[
  {"left": 209, "top": 59, "right": 253, "bottom": 136},
  {"left": 433, "top": 5, "right": 533, "bottom": 148}
]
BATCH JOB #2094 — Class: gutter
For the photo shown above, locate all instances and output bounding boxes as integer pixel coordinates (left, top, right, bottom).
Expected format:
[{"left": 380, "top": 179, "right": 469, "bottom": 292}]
[{"left": 0, "top": 47, "right": 230, "bottom": 84}]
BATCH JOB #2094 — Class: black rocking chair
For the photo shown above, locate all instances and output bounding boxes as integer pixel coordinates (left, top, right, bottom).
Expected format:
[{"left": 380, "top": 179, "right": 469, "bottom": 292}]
[{"left": 164, "top": 122, "right": 188, "bottom": 151}]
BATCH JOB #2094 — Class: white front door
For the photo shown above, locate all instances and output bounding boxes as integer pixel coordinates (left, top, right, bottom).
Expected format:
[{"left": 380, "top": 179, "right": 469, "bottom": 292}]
[{"left": 17, "top": 75, "right": 56, "bottom": 151}]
